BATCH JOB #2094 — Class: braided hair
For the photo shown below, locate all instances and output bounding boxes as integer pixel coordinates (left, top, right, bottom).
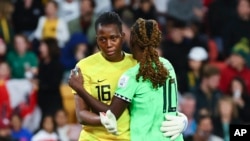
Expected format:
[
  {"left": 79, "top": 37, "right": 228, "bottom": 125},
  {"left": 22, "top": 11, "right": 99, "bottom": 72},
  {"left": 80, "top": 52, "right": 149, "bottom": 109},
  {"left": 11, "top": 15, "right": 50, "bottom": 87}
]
[{"left": 131, "top": 18, "right": 168, "bottom": 89}]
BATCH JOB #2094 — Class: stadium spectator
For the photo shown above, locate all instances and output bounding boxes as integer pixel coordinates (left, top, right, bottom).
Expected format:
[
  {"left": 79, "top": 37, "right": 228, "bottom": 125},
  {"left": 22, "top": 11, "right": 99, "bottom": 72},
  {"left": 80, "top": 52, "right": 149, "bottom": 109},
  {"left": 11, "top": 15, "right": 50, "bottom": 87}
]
[
  {"left": 185, "top": 114, "right": 223, "bottom": 141},
  {"left": 219, "top": 39, "right": 250, "bottom": 95},
  {"left": 180, "top": 46, "right": 208, "bottom": 93},
  {"left": 0, "top": 38, "right": 7, "bottom": 61},
  {"left": 191, "top": 64, "right": 222, "bottom": 120},
  {"left": 31, "top": 115, "right": 59, "bottom": 141},
  {"left": 0, "top": 117, "right": 15, "bottom": 141},
  {"left": 37, "top": 38, "right": 63, "bottom": 117},
  {"left": 213, "top": 96, "right": 241, "bottom": 141},
  {"left": 6, "top": 34, "right": 38, "bottom": 79},
  {"left": 222, "top": 0, "right": 250, "bottom": 58},
  {"left": 180, "top": 93, "right": 197, "bottom": 139},
  {"left": 0, "top": 0, "right": 14, "bottom": 49},
  {"left": 12, "top": 0, "right": 44, "bottom": 37},
  {"left": 68, "top": 0, "right": 96, "bottom": 50},
  {"left": 229, "top": 77, "right": 250, "bottom": 123},
  {"left": 57, "top": 0, "right": 80, "bottom": 23},
  {"left": 32, "top": 0, "right": 69, "bottom": 48},
  {"left": 10, "top": 113, "right": 33, "bottom": 141}
]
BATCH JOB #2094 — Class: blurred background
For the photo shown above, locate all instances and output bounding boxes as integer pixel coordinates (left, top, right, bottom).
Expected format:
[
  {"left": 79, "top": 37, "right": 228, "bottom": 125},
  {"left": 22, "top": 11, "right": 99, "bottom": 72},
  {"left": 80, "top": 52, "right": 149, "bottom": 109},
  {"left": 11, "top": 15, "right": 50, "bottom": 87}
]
[{"left": 0, "top": 0, "right": 250, "bottom": 140}]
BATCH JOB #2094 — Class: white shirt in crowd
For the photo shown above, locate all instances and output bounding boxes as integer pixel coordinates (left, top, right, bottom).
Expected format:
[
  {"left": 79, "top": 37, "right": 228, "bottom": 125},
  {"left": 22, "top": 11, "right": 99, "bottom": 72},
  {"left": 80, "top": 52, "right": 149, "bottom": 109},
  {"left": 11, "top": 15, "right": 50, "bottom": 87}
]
[
  {"left": 31, "top": 130, "right": 59, "bottom": 141},
  {"left": 58, "top": 0, "right": 80, "bottom": 23}
]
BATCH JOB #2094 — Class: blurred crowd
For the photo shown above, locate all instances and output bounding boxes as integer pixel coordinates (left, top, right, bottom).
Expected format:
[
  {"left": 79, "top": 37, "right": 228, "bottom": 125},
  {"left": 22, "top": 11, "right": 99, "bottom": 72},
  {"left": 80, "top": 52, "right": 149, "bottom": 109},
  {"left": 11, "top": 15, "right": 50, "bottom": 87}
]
[{"left": 0, "top": 0, "right": 250, "bottom": 140}]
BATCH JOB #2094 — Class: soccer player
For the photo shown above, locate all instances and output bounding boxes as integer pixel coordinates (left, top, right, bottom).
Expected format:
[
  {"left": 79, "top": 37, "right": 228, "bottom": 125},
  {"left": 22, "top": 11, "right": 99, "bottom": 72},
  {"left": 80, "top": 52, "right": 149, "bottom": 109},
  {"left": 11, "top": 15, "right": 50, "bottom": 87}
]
[{"left": 70, "top": 12, "right": 187, "bottom": 140}]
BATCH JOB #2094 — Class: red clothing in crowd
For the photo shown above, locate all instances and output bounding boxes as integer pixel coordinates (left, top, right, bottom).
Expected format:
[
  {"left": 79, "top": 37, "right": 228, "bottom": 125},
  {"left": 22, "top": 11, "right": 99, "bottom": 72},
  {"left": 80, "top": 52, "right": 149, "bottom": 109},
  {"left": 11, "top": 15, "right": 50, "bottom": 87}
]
[{"left": 219, "top": 65, "right": 250, "bottom": 95}]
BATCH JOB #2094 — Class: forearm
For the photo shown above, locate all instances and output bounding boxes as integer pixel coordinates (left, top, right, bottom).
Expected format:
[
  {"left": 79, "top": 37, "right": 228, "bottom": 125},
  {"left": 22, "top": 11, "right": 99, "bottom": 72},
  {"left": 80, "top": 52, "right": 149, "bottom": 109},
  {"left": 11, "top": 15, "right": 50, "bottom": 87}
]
[
  {"left": 76, "top": 88, "right": 110, "bottom": 113},
  {"left": 76, "top": 110, "right": 101, "bottom": 126},
  {"left": 74, "top": 95, "right": 102, "bottom": 126},
  {"left": 76, "top": 88, "right": 127, "bottom": 119}
]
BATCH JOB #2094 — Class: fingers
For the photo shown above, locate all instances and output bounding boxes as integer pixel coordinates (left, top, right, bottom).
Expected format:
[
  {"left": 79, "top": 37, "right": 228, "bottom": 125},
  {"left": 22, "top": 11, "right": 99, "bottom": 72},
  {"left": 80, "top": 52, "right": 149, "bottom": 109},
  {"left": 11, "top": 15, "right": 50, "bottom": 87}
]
[
  {"left": 106, "top": 110, "right": 116, "bottom": 120},
  {"left": 163, "top": 130, "right": 180, "bottom": 137},
  {"left": 161, "top": 125, "right": 180, "bottom": 132},
  {"left": 170, "top": 133, "right": 180, "bottom": 141},
  {"left": 164, "top": 115, "right": 177, "bottom": 121},
  {"left": 162, "top": 120, "right": 178, "bottom": 127}
]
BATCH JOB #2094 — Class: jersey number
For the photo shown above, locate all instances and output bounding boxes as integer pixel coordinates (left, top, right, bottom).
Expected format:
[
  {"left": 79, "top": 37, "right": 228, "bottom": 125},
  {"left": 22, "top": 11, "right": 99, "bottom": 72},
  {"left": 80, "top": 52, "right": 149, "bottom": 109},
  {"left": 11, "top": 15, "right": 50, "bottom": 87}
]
[{"left": 96, "top": 85, "right": 111, "bottom": 101}]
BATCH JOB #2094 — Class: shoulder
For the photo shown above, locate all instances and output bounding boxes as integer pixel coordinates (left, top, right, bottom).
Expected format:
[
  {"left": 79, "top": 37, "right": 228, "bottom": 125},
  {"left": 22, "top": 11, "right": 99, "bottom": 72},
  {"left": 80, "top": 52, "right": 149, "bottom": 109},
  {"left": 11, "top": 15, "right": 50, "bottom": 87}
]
[
  {"left": 58, "top": 18, "right": 67, "bottom": 24},
  {"left": 159, "top": 57, "right": 175, "bottom": 71},
  {"left": 123, "top": 64, "right": 139, "bottom": 77},
  {"left": 76, "top": 52, "right": 101, "bottom": 67},
  {"left": 124, "top": 53, "right": 137, "bottom": 63},
  {"left": 38, "top": 16, "right": 46, "bottom": 22}
]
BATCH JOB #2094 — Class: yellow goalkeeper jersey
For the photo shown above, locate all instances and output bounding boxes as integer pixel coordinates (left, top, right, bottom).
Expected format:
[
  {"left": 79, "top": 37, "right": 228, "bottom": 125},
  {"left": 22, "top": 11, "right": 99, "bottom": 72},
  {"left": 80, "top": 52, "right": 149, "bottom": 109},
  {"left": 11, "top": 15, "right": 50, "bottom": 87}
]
[{"left": 74, "top": 52, "right": 137, "bottom": 141}]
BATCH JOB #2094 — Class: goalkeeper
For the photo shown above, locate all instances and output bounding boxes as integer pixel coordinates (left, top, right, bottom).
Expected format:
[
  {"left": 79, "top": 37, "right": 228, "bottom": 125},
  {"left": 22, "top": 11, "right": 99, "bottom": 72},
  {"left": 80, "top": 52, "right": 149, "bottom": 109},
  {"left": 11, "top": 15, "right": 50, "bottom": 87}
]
[{"left": 69, "top": 17, "right": 186, "bottom": 141}]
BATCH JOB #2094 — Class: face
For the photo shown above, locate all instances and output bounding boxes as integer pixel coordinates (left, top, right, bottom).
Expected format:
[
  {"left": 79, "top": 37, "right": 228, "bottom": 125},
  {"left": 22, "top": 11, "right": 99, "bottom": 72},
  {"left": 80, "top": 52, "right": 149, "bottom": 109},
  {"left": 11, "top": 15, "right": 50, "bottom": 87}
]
[
  {"left": 55, "top": 110, "right": 68, "bottom": 127},
  {"left": 206, "top": 75, "right": 220, "bottom": 90},
  {"left": 169, "top": 28, "right": 183, "bottom": 44},
  {"left": 96, "top": 24, "right": 124, "bottom": 62},
  {"left": 81, "top": 0, "right": 93, "bottom": 16},
  {"left": 188, "top": 60, "right": 202, "bottom": 71},
  {"left": 10, "top": 115, "right": 22, "bottom": 130},
  {"left": 0, "top": 63, "right": 10, "bottom": 80},
  {"left": 141, "top": 1, "right": 151, "bottom": 12},
  {"left": 45, "top": 2, "right": 57, "bottom": 17},
  {"left": 14, "top": 35, "right": 27, "bottom": 55},
  {"left": 231, "top": 79, "right": 243, "bottom": 94},
  {"left": 0, "top": 41, "right": 6, "bottom": 56},
  {"left": 114, "top": 0, "right": 126, "bottom": 9},
  {"left": 219, "top": 100, "right": 233, "bottom": 117},
  {"left": 237, "top": 0, "right": 250, "bottom": 18},
  {"left": 39, "top": 42, "right": 49, "bottom": 59},
  {"left": 43, "top": 116, "right": 54, "bottom": 133},
  {"left": 198, "top": 117, "right": 213, "bottom": 137},
  {"left": 76, "top": 43, "right": 88, "bottom": 54},
  {"left": 180, "top": 98, "right": 196, "bottom": 117},
  {"left": 229, "top": 54, "right": 245, "bottom": 69}
]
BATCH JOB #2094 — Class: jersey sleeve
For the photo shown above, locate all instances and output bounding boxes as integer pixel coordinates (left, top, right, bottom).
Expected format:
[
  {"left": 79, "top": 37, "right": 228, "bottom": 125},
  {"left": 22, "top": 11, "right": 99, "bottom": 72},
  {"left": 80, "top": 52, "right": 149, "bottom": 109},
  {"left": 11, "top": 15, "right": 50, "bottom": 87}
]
[{"left": 114, "top": 72, "right": 138, "bottom": 103}]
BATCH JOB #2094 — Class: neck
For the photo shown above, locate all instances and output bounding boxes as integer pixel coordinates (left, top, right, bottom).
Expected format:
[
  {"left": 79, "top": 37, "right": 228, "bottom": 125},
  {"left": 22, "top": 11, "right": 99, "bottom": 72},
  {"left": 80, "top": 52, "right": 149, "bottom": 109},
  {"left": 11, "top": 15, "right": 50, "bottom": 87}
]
[
  {"left": 193, "top": 70, "right": 200, "bottom": 78},
  {"left": 221, "top": 115, "right": 231, "bottom": 123},
  {"left": 240, "top": 15, "right": 250, "bottom": 21},
  {"left": 103, "top": 52, "right": 124, "bottom": 62},
  {"left": 44, "top": 57, "right": 51, "bottom": 64},
  {"left": 47, "top": 15, "right": 57, "bottom": 20},
  {"left": 235, "top": 64, "right": 244, "bottom": 71}
]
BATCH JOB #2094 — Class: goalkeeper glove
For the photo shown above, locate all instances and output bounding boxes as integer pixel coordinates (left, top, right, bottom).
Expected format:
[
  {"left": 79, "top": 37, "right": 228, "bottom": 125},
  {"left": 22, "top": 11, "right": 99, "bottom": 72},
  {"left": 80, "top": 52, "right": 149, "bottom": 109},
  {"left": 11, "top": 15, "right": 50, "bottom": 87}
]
[
  {"left": 99, "top": 110, "right": 118, "bottom": 135},
  {"left": 160, "top": 112, "right": 188, "bottom": 141}
]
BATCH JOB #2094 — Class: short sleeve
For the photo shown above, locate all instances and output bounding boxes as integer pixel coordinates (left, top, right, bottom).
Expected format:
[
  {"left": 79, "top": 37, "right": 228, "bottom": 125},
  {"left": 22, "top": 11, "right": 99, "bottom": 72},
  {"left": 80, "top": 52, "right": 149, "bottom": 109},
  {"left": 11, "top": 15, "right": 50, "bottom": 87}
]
[{"left": 114, "top": 73, "right": 138, "bottom": 103}]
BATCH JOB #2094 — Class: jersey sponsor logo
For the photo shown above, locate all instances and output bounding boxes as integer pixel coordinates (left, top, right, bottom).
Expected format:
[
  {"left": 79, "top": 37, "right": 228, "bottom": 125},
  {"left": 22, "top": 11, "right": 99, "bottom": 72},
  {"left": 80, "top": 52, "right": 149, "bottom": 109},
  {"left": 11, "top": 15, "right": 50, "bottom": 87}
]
[
  {"left": 97, "top": 79, "right": 106, "bottom": 83},
  {"left": 118, "top": 75, "right": 129, "bottom": 88}
]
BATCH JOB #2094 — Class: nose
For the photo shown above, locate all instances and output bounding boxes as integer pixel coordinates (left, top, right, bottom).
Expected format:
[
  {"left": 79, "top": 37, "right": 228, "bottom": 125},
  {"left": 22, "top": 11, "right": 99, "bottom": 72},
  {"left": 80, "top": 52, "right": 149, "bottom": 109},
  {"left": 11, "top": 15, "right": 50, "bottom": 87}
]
[{"left": 107, "top": 39, "right": 112, "bottom": 48}]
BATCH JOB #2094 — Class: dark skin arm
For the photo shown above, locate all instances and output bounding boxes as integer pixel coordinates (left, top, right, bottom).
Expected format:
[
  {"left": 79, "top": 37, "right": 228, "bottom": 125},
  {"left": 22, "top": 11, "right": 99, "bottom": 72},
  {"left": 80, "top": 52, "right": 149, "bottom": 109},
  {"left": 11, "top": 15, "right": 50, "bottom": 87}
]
[
  {"left": 74, "top": 95, "right": 101, "bottom": 125},
  {"left": 69, "top": 68, "right": 129, "bottom": 119}
]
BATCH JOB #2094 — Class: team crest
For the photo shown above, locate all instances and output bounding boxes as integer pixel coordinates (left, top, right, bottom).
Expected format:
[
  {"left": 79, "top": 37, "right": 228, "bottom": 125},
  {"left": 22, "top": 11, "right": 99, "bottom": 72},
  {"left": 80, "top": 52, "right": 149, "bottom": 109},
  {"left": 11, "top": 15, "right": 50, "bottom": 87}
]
[{"left": 118, "top": 75, "right": 129, "bottom": 88}]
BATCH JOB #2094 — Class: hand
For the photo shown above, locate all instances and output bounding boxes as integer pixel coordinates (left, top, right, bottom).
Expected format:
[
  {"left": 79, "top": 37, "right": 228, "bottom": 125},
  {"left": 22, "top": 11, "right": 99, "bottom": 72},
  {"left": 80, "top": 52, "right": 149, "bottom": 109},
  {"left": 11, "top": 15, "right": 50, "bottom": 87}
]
[
  {"left": 160, "top": 112, "right": 188, "bottom": 141},
  {"left": 68, "top": 67, "right": 83, "bottom": 93},
  {"left": 100, "top": 110, "right": 118, "bottom": 135}
]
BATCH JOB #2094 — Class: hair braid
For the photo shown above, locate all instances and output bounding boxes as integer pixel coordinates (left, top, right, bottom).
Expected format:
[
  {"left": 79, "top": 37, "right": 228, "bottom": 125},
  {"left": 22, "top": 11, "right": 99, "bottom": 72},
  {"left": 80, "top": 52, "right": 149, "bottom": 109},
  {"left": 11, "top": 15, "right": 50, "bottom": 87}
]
[{"left": 132, "top": 18, "right": 169, "bottom": 89}]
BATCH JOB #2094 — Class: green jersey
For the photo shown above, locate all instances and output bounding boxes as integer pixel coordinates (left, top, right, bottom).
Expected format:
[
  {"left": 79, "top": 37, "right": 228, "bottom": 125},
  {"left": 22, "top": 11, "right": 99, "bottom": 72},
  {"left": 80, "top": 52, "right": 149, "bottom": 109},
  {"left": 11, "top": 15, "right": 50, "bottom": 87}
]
[{"left": 115, "top": 57, "right": 183, "bottom": 141}]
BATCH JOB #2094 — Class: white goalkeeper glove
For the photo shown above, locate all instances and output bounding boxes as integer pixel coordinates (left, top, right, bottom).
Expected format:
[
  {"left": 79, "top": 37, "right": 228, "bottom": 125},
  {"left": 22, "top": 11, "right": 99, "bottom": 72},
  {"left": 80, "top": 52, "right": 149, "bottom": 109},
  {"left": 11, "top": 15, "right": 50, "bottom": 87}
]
[
  {"left": 160, "top": 112, "right": 188, "bottom": 141},
  {"left": 99, "top": 110, "right": 118, "bottom": 135}
]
